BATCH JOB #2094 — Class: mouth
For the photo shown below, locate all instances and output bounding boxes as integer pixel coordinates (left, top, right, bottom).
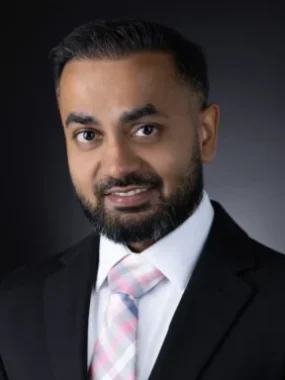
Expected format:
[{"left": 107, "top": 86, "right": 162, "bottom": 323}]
[{"left": 104, "top": 186, "right": 157, "bottom": 208}]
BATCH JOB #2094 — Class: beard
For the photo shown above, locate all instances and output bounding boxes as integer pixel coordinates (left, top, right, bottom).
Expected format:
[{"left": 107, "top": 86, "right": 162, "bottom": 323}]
[{"left": 72, "top": 141, "right": 204, "bottom": 246}]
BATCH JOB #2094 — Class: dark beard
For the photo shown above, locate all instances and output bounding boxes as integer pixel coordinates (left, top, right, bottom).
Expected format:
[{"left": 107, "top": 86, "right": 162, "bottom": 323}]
[{"left": 72, "top": 143, "right": 204, "bottom": 245}]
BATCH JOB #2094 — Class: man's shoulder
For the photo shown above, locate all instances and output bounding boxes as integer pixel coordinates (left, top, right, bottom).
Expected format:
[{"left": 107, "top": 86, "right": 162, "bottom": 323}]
[
  {"left": 231, "top": 229, "right": 285, "bottom": 301},
  {"left": 251, "top": 237, "right": 284, "bottom": 261},
  {"left": 211, "top": 200, "right": 285, "bottom": 286},
  {"left": 212, "top": 200, "right": 285, "bottom": 260},
  {"left": 249, "top": 237, "right": 285, "bottom": 278},
  {"left": 0, "top": 233, "right": 98, "bottom": 292}
]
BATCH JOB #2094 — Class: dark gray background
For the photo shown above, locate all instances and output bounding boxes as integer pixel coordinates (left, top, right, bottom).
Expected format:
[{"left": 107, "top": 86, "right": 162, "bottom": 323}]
[{"left": 2, "top": 0, "right": 284, "bottom": 275}]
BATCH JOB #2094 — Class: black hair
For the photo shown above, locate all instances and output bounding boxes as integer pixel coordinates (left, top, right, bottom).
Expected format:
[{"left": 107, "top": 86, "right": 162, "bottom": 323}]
[{"left": 49, "top": 19, "right": 209, "bottom": 108}]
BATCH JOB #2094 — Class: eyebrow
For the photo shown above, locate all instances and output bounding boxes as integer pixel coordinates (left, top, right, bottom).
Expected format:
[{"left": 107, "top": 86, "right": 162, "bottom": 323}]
[{"left": 65, "top": 103, "right": 166, "bottom": 128}]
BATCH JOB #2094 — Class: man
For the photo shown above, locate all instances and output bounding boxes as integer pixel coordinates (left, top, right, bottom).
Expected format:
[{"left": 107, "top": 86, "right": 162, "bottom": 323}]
[{"left": 0, "top": 19, "right": 285, "bottom": 380}]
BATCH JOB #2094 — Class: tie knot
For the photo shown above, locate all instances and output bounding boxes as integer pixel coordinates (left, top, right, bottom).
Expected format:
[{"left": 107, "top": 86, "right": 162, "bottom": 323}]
[{"left": 108, "top": 254, "right": 164, "bottom": 298}]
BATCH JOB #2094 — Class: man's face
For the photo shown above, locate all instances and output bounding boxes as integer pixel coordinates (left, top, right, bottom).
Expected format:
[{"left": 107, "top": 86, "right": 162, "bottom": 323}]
[{"left": 58, "top": 52, "right": 218, "bottom": 248}]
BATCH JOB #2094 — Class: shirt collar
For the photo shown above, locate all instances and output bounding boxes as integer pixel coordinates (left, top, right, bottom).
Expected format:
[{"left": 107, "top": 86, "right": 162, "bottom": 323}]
[{"left": 96, "top": 190, "right": 214, "bottom": 292}]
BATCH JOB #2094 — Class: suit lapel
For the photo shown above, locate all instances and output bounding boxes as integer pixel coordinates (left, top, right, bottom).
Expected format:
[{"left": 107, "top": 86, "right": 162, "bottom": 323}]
[
  {"left": 43, "top": 234, "right": 99, "bottom": 380},
  {"left": 149, "top": 201, "right": 258, "bottom": 380}
]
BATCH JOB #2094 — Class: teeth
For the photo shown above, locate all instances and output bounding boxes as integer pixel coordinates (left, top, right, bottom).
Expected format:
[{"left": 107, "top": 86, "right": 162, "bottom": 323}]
[{"left": 113, "top": 188, "right": 148, "bottom": 196}]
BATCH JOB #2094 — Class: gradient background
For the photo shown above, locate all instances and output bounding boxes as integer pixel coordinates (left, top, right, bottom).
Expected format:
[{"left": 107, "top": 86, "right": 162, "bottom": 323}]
[{"left": 2, "top": 0, "right": 284, "bottom": 276}]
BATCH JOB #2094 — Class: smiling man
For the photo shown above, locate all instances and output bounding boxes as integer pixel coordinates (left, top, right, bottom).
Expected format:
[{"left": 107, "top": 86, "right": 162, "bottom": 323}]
[
  {"left": 60, "top": 50, "right": 211, "bottom": 252},
  {"left": 0, "top": 19, "right": 285, "bottom": 380}
]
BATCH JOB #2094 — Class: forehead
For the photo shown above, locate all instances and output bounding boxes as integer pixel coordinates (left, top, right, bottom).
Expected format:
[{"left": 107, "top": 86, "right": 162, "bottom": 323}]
[{"left": 58, "top": 52, "right": 193, "bottom": 120}]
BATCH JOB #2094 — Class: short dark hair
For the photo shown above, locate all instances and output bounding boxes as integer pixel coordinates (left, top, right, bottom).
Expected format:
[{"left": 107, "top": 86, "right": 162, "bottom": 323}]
[{"left": 49, "top": 19, "right": 209, "bottom": 108}]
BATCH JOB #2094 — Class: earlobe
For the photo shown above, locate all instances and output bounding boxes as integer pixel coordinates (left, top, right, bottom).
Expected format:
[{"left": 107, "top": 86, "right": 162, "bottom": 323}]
[{"left": 199, "top": 104, "right": 220, "bottom": 163}]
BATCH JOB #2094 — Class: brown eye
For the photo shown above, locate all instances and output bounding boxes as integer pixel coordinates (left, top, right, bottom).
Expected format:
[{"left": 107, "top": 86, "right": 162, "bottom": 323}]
[
  {"left": 75, "top": 130, "right": 101, "bottom": 143},
  {"left": 135, "top": 125, "right": 158, "bottom": 137}
]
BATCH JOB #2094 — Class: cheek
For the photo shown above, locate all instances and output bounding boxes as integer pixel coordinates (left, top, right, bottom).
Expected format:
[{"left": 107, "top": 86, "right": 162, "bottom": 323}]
[
  {"left": 148, "top": 147, "right": 189, "bottom": 197},
  {"left": 66, "top": 148, "right": 97, "bottom": 197}
]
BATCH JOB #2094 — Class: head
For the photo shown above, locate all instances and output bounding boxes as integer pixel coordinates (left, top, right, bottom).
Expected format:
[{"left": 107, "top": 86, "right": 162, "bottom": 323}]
[{"left": 50, "top": 19, "right": 219, "bottom": 252}]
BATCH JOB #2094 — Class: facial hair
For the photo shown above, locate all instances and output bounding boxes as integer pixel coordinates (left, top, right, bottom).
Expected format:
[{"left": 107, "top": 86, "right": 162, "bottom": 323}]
[{"left": 72, "top": 140, "right": 204, "bottom": 245}]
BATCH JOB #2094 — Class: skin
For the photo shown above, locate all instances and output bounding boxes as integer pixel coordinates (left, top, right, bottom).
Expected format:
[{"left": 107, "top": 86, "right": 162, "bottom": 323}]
[{"left": 58, "top": 52, "right": 219, "bottom": 252}]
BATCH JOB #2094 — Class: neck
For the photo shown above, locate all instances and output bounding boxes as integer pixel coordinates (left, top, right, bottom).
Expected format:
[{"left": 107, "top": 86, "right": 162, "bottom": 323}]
[{"left": 128, "top": 240, "right": 155, "bottom": 253}]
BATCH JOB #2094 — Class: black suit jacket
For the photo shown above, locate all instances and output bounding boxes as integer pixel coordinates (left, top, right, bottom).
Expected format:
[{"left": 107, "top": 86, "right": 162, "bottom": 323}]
[{"left": 0, "top": 201, "right": 285, "bottom": 380}]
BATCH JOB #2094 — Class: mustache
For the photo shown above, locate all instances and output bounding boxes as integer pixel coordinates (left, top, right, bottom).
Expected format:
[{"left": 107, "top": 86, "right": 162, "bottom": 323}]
[{"left": 94, "top": 172, "right": 163, "bottom": 196}]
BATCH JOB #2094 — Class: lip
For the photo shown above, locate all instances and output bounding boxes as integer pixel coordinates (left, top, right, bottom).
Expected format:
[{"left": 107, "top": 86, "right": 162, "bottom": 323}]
[
  {"left": 105, "top": 186, "right": 157, "bottom": 208},
  {"left": 105, "top": 185, "right": 151, "bottom": 195}
]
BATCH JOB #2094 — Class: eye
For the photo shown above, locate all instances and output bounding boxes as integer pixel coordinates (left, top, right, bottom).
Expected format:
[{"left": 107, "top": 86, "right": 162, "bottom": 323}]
[
  {"left": 134, "top": 124, "right": 158, "bottom": 137},
  {"left": 74, "top": 130, "right": 101, "bottom": 143}
]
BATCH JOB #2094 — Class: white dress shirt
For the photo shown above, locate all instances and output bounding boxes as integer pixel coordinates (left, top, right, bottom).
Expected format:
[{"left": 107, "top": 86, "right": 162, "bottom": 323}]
[{"left": 88, "top": 190, "right": 214, "bottom": 379}]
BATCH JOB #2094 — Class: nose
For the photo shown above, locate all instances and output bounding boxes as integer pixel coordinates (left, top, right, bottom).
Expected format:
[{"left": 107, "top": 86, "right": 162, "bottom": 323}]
[{"left": 101, "top": 141, "right": 142, "bottom": 179}]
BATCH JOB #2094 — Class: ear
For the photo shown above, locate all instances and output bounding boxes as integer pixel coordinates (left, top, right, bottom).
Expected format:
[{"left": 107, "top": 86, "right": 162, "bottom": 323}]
[{"left": 198, "top": 104, "right": 220, "bottom": 163}]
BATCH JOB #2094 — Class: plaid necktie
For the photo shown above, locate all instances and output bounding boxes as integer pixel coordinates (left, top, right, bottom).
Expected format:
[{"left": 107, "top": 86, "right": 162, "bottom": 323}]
[{"left": 89, "top": 253, "right": 165, "bottom": 380}]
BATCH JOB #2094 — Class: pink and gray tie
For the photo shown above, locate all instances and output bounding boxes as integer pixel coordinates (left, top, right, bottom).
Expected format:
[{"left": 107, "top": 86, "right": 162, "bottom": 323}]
[{"left": 89, "top": 253, "right": 165, "bottom": 380}]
